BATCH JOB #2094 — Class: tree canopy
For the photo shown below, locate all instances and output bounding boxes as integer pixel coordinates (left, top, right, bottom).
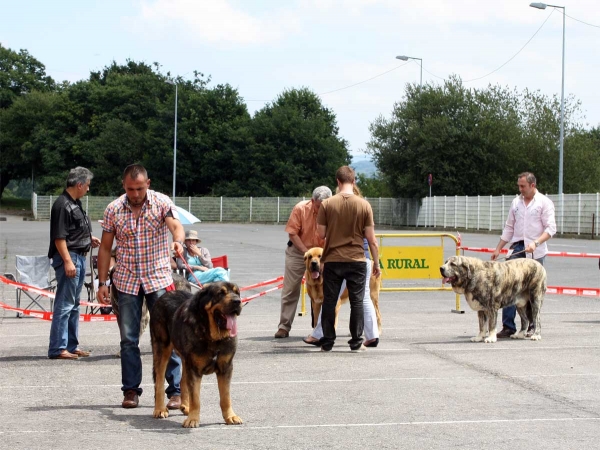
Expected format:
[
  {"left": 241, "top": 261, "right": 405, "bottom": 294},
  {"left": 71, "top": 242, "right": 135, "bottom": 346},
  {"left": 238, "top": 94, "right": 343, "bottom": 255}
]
[
  {"left": 367, "top": 76, "right": 600, "bottom": 197},
  {"left": 0, "top": 46, "right": 351, "bottom": 199}
]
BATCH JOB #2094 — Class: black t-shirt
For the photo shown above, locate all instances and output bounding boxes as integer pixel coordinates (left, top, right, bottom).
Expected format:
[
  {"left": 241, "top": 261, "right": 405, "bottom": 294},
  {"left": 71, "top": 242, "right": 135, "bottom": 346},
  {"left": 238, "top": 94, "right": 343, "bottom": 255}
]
[{"left": 48, "top": 190, "right": 93, "bottom": 258}]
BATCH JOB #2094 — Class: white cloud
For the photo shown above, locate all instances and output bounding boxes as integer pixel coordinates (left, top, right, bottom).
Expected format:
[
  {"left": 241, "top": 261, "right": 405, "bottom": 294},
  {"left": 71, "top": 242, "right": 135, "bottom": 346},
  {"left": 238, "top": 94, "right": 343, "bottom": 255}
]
[{"left": 135, "top": 0, "right": 300, "bottom": 46}]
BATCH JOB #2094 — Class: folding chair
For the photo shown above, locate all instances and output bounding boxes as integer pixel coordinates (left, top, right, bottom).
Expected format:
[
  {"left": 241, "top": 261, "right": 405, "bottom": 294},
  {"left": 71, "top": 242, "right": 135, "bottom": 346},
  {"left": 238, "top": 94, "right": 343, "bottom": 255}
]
[
  {"left": 3, "top": 255, "right": 56, "bottom": 317},
  {"left": 211, "top": 255, "right": 230, "bottom": 279}
]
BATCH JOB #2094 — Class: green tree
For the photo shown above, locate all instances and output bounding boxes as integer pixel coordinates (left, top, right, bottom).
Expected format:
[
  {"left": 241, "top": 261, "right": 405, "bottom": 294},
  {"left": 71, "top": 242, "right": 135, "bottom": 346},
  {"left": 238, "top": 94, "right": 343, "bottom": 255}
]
[
  {"left": 563, "top": 127, "right": 600, "bottom": 193},
  {"left": 0, "top": 44, "right": 55, "bottom": 109},
  {"left": 0, "top": 45, "right": 57, "bottom": 196},
  {"left": 356, "top": 173, "right": 392, "bottom": 198},
  {"left": 221, "top": 87, "right": 351, "bottom": 196},
  {"left": 368, "top": 76, "right": 586, "bottom": 197}
]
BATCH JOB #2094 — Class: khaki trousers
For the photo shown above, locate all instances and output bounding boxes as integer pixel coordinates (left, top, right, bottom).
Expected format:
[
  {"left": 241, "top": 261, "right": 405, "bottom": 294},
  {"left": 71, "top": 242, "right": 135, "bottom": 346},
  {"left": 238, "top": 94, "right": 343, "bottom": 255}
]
[{"left": 277, "top": 245, "right": 306, "bottom": 332}]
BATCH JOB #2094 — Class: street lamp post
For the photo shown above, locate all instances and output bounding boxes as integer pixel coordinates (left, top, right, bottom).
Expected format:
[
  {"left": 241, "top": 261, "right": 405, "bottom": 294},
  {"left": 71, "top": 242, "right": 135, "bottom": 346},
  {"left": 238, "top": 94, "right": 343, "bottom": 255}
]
[
  {"left": 530, "top": 2, "right": 565, "bottom": 195},
  {"left": 166, "top": 80, "right": 178, "bottom": 199},
  {"left": 397, "top": 55, "right": 428, "bottom": 225},
  {"left": 396, "top": 55, "right": 423, "bottom": 91}
]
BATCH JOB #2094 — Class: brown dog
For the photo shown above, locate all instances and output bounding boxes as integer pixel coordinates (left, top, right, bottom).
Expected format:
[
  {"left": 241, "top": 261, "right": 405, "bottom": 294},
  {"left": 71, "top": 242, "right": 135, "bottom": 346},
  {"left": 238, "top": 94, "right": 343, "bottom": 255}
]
[
  {"left": 304, "top": 247, "right": 382, "bottom": 331},
  {"left": 110, "top": 272, "right": 191, "bottom": 357},
  {"left": 150, "top": 282, "right": 243, "bottom": 428}
]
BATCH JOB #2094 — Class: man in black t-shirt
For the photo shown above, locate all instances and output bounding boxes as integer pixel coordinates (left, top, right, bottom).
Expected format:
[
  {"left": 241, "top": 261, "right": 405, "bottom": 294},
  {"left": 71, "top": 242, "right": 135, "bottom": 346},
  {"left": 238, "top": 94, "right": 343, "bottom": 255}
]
[{"left": 48, "top": 167, "right": 100, "bottom": 360}]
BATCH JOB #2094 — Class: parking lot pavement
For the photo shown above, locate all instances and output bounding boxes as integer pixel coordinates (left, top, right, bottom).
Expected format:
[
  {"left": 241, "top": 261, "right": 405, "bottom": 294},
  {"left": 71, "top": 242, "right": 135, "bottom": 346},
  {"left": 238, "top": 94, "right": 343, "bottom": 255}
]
[{"left": 1, "top": 220, "right": 599, "bottom": 449}]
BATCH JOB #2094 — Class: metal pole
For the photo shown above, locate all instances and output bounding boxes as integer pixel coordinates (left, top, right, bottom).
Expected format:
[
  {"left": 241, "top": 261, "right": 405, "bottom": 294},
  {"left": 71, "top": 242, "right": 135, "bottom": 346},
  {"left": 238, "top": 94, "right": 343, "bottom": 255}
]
[
  {"left": 173, "top": 84, "right": 178, "bottom": 199},
  {"left": 558, "top": 7, "right": 565, "bottom": 195}
]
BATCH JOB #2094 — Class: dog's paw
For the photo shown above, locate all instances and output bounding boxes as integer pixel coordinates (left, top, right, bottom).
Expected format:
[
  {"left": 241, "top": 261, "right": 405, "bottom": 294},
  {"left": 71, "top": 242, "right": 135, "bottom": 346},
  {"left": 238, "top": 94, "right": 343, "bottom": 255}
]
[
  {"left": 153, "top": 408, "right": 169, "bottom": 419},
  {"left": 483, "top": 335, "right": 497, "bottom": 343},
  {"left": 510, "top": 331, "right": 526, "bottom": 339},
  {"left": 530, "top": 334, "right": 542, "bottom": 341},
  {"left": 470, "top": 336, "right": 484, "bottom": 342},
  {"left": 225, "top": 415, "right": 243, "bottom": 425},
  {"left": 180, "top": 404, "right": 189, "bottom": 416},
  {"left": 182, "top": 417, "right": 200, "bottom": 428}
]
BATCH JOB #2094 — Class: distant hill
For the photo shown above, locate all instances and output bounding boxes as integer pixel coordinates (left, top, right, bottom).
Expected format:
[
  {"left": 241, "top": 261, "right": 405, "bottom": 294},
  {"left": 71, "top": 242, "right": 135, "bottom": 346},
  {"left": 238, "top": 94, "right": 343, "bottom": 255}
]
[{"left": 351, "top": 158, "right": 377, "bottom": 177}]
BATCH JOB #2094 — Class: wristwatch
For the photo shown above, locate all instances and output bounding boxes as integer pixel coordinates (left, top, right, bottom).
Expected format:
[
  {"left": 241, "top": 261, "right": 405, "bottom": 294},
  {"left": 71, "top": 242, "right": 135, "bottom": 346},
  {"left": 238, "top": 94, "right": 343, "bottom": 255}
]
[
  {"left": 98, "top": 280, "right": 109, "bottom": 287},
  {"left": 175, "top": 241, "right": 184, "bottom": 246},
  {"left": 534, "top": 240, "right": 540, "bottom": 247}
]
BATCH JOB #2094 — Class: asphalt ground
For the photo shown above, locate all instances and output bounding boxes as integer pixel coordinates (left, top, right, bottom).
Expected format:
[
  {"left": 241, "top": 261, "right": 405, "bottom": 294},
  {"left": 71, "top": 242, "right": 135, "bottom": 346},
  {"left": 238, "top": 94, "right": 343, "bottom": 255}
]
[{"left": 0, "top": 216, "right": 599, "bottom": 450}]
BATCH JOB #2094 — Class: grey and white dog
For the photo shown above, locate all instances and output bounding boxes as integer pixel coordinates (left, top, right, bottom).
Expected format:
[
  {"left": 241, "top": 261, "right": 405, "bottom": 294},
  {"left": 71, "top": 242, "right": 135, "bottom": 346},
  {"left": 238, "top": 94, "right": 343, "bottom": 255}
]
[{"left": 440, "top": 256, "right": 546, "bottom": 343}]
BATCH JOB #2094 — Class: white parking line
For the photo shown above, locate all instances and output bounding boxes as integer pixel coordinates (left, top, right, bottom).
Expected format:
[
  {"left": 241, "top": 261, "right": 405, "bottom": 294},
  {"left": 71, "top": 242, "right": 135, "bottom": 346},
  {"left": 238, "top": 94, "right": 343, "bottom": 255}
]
[
  {"left": 1, "top": 372, "right": 598, "bottom": 389},
  {"left": 1, "top": 416, "right": 599, "bottom": 434}
]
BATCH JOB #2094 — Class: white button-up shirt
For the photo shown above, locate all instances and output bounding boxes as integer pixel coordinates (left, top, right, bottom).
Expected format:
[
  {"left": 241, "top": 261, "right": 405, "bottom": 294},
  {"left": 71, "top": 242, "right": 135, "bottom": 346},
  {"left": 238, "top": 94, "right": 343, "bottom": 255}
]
[{"left": 500, "top": 191, "right": 557, "bottom": 259}]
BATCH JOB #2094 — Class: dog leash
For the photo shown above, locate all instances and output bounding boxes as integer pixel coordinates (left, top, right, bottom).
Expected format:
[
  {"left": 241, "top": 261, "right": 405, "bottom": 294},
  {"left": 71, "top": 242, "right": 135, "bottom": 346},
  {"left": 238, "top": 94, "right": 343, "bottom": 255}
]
[
  {"left": 494, "top": 249, "right": 528, "bottom": 261},
  {"left": 175, "top": 248, "right": 204, "bottom": 289}
]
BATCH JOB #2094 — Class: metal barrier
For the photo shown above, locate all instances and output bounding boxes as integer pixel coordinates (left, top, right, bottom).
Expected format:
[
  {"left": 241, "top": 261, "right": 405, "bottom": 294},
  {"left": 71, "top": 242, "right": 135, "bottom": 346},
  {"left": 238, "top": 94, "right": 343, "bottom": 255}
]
[
  {"left": 376, "top": 233, "right": 462, "bottom": 313},
  {"left": 299, "top": 232, "right": 463, "bottom": 317}
]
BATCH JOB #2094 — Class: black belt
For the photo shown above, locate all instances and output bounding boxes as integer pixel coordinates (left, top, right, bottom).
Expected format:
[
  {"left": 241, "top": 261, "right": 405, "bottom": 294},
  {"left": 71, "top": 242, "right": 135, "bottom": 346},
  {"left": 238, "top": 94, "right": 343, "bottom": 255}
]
[{"left": 72, "top": 249, "right": 89, "bottom": 256}]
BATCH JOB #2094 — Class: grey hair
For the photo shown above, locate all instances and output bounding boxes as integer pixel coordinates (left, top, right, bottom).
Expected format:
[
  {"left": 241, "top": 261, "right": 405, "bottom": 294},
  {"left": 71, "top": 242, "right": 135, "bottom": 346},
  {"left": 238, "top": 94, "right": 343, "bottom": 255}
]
[
  {"left": 312, "top": 186, "right": 332, "bottom": 202},
  {"left": 66, "top": 167, "right": 94, "bottom": 188},
  {"left": 518, "top": 172, "right": 536, "bottom": 185}
]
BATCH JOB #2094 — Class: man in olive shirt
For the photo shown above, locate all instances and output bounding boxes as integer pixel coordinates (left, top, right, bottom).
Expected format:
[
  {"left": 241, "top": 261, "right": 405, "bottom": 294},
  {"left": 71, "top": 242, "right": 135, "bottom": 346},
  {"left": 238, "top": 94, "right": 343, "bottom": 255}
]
[{"left": 317, "top": 166, "right": 380, "bottom": 352}]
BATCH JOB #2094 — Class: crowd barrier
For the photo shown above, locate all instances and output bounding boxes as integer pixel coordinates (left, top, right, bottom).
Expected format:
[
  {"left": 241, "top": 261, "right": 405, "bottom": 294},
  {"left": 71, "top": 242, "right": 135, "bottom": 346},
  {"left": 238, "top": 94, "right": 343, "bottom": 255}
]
[{"left": 0, "top": 275, "right": 285, "bottom": 321}]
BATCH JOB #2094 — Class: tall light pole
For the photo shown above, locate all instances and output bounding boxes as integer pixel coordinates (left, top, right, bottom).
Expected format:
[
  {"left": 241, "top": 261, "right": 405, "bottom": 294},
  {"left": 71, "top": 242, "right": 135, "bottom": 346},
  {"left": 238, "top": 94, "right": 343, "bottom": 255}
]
[
  {"left": 396, "top": 55, "right": 423, "bottom": 91},
  {"left": 166, "top": 79, "right": 178, "bottom": 199},
  {"left": 530, "top": 2, "right": 565, "bottom": 195},
  {"left": 397, "top": 55, "right": 428, "bottom": 225}
]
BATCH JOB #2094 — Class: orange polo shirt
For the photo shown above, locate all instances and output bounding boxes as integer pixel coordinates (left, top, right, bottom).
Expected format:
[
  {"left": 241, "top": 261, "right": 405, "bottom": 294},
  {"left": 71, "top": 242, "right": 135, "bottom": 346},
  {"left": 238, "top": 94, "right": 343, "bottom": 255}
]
[{"left": 284, "top": 199, "right": 324, "bottom": 249}]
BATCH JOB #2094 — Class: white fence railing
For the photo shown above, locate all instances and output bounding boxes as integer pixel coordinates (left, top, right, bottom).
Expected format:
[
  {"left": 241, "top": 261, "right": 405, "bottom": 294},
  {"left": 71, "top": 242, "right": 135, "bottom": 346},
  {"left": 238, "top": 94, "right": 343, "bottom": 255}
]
[
  {"left": 31, "top": 192, "right": 600, "bottom": 236},
  {"left": 418, "top": 193, "right": 600, "bottom": 236}
]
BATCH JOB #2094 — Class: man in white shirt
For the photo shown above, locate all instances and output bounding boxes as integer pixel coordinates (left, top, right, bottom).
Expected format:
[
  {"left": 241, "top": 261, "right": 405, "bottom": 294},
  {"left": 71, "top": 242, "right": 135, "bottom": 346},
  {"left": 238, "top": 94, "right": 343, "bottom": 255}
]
[{"left": 491, "top": 172, "right": 556, "bottom": 338}]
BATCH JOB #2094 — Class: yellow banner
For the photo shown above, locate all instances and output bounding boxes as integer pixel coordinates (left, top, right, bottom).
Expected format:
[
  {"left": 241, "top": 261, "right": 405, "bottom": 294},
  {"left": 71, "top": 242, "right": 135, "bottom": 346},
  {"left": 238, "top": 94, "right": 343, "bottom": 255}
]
[{"left": 378, "top": 246, "right": 443, "bottom": 279}]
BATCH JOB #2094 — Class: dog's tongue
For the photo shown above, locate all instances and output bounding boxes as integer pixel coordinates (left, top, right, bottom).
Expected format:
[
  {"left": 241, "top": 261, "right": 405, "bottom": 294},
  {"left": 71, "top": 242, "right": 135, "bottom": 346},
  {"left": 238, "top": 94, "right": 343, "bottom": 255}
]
[
  {"left": 442, "top": 277, "right": 451, "bottom": 284},
  {"left": 226, "top": 315, "right": 238, "bottom": 337},
  {"left": 311, "top": 271, "right": 320, "bottom": 279}
]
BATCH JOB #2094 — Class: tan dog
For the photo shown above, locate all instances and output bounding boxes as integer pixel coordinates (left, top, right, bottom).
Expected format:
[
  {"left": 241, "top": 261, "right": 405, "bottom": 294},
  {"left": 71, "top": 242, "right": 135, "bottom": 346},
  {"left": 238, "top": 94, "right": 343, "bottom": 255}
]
[{"left": 304, "top": 247, "right": 382, "bottom": 331}]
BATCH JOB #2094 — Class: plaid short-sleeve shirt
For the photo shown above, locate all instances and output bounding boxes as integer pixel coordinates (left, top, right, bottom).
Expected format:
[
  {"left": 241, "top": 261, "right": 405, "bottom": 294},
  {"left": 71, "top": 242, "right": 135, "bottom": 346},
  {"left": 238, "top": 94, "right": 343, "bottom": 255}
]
[{"left": 102, "top": 190, "right": 178, "bottom": 295}]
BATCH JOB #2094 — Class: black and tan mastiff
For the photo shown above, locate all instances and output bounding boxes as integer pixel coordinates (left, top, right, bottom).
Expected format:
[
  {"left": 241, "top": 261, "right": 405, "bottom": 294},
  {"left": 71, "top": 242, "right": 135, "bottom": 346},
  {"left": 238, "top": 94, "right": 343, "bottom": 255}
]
[
  {"left": 150, "top": 282, "right": 243, "bottom": 428},
  {"left": 440, "top": 255, "right": 546, "bottom": 343}
]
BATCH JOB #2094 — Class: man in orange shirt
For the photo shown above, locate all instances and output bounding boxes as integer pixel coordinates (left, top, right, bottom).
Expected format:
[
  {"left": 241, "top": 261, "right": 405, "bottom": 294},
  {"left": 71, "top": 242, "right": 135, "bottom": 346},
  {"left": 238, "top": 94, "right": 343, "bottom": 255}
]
[{"left": 274, "top": 186, "right": 332, "bottom": 338}]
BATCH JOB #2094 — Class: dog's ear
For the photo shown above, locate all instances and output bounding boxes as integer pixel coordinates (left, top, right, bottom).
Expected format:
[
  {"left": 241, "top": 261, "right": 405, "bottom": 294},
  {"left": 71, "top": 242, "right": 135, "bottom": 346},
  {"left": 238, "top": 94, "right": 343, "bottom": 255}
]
[{"left": 304, "top": 252, "right": 309, "bottom": 260}]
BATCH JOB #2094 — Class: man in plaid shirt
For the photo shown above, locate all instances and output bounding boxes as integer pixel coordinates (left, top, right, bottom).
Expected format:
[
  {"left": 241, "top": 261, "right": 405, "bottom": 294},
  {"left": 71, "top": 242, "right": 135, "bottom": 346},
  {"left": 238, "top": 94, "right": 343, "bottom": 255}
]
[{"left": 97, "top": 164, "right": 185, "bottom": 409}]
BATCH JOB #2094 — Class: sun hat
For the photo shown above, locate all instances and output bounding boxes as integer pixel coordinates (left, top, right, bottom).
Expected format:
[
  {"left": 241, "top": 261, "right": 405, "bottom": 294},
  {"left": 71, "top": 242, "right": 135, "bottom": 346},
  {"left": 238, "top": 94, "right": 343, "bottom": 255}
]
[{"left": 184, "top": 230, "right": 201, "bottom": 242}]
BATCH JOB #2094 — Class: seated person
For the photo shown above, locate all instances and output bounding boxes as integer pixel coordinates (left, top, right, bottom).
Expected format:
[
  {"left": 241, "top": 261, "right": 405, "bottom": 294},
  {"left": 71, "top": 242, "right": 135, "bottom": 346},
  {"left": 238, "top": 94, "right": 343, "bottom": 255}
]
[{"left": 176, "top": 230, "right": 229, "bottom": 285}]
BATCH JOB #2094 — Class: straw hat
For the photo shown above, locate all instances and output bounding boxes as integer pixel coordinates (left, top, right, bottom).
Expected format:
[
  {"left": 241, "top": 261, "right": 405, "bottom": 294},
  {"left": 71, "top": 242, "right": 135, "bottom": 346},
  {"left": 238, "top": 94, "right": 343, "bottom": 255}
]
[{"left": 184, "top": 230, "right": 201, "bottom": 242}]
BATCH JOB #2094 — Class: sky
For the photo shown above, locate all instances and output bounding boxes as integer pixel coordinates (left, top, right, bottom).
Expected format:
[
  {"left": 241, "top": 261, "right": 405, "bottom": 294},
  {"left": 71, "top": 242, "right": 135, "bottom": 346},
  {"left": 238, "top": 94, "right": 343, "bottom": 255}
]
[{"left": 2, "top": 0, "right": 599, "bottom": 161}]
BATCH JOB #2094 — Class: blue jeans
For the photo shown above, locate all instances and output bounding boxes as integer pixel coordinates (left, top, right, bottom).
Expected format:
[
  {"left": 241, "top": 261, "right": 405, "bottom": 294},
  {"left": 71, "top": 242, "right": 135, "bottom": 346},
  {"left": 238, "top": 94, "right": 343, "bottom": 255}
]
[
  {"left": 48, "top": 252, "right": 86, "bottom": 357},
  {"left": 117, "top": 286, "right": 181, "bottom": 397},
  {"left": 502, "top": 242, "right": 546, "bottom": 332},
  {"left": 320, "top": 261, "right": 367, "bottom": 351}
]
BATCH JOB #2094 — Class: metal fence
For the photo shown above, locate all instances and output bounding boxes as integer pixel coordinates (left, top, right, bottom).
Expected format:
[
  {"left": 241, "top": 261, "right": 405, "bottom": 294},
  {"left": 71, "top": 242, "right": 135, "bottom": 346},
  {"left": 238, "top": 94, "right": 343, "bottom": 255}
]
[
  {"left": 419, "top": 193, "right": 600, "bottom": 236},
  {"left": 31, "top": 192, "right": 600, "bottom": 235},
  {"left": 32, "top": 194, "right": 421, "bottom": 228}
]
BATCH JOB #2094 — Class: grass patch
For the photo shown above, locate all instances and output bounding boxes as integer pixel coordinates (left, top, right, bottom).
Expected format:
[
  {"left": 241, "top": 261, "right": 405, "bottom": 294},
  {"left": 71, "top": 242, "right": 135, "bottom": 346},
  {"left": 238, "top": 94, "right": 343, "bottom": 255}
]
[{"left": 0, "top": 197, "right": 31, "bottom": 211}]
